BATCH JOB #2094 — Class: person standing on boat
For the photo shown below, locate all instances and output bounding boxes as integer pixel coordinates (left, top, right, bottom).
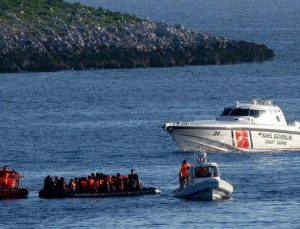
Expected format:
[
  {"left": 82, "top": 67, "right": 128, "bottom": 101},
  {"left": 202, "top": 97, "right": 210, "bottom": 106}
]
[
  {"left": 128, "top": 169, "right": 143, "bottom": 190},
  {"left": 179, "top": 160, "right": 190, "bottom": 189}
]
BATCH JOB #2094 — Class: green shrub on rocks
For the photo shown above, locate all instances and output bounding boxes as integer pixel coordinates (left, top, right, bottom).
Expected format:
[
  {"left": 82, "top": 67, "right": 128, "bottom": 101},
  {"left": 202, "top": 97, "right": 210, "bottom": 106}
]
[
  {"left": 0, "top": 0, "right": 274, "bottom": 73},
  {"left": 0, "top": 0, "right": 140, "bottom": 30}
]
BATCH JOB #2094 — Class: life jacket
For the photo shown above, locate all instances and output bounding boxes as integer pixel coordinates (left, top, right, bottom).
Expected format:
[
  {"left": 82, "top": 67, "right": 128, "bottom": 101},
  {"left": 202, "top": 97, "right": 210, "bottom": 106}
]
[
  {"left": 6, "top": 177, "right": 17, "bottom": 189},
  {"left": 105, "top": 176, "right": 112, "bottom": 185},
  {"left": 88, "top": 178, "right": 95, "bottom": 188},
  {"left": 2, "top": 171, "right": 10, "bottom": 185},
  {"left": 117, "top": 175, "right": 124, "bottom": 191},
  {"left": 80, "top": 179, "right": 88, "bottom": 191},
  {"left": 180, "top": 162, "right": 190, "bottom": 177},
  {"left": 94, "top": 179, "right": 103, "bottom": 191},
  {"left": 0, "top": 171, "right": 19, "bottom": 189},
  {"left": 103, "top": 176, "right": 112, "bottom": 192}
]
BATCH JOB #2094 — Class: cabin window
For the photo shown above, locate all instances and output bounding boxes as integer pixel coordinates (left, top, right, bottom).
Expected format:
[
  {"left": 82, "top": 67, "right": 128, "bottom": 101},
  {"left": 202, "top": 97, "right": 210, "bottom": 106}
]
[
  {"left": 221, "top": 108, "right": 232, "bottom": 116},
  {"left": 194, "top": 166, "right": 219, "bottom": 178},
  {"left": 250, "top": 110, "right": 266, "bottom": 118},
  {"left": 230, "top": 108, "right": 249, "bottom": 116},
  {"left": 221, "top": 108, "right": 266, "bottom": 118},
  {"left": 276, "top": 116, "right": 280, "bottom": 122}
]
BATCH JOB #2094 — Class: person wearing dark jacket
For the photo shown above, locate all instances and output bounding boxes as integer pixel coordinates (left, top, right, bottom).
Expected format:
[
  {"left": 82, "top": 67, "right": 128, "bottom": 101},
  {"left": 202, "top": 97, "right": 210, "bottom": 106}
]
[{"left": 128, "top": 169, "right": 143, "bottom": 190}]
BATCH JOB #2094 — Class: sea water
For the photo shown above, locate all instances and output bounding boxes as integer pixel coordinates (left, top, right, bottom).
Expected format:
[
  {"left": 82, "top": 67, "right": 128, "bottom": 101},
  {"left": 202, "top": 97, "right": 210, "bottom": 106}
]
[{"left": 1, "top": 0, "right": 300, "bottom": 228}]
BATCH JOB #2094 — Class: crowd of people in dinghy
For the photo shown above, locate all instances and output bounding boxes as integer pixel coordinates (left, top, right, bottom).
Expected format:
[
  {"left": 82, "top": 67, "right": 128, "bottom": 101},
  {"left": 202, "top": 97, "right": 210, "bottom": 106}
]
[
  {"left": 43, "top": 169, "right": 143, "bottom": 193},
  {"left": 0, "top": 165, "right": 22, "bottom": 190}
]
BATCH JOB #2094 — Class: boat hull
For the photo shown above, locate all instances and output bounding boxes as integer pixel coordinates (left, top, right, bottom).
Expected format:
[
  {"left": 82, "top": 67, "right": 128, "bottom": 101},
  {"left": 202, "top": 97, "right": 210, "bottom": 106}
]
[
  {"left": 166, "top": 125, "right": 300, "bottom": 152},
  {"left": 173, "top": 178, "right": 233, "bottom": 200},
  {"left": 0, "top": 188, "right": 29, "bottom": 199},
  {"left": 39, "top": 187, "right": 161, "bottom": 199}
]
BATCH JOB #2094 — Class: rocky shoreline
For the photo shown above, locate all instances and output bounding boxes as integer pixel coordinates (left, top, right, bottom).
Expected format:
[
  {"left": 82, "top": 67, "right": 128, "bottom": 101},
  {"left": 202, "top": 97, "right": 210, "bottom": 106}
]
[{"left": 0, "top": 8, "right": 274, "bottom": 73}]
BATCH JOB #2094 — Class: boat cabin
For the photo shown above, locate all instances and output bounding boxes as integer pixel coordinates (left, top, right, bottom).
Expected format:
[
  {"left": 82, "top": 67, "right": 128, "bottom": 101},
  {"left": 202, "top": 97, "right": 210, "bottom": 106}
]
[
  {"left": 189, "top": 153, "right": 220, "bottom": 182},
  {"left": 193, "top": 164, "right": 219, "bottom": 178},
  {"left": 218, "top": 99, "right": 287, "bottom": 126}
]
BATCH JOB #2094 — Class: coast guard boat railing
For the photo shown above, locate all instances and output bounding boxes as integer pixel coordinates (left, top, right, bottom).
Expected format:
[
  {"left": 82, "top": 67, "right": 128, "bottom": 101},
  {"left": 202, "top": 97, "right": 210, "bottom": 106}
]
[{"left": 164, "top": 121, "right": 192, "bottom": 127}]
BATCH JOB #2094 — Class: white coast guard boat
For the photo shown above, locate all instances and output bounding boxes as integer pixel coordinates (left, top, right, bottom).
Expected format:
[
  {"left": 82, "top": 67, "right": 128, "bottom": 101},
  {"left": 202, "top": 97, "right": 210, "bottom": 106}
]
[
  {"left": 163, "top": 99, "right": 300, "bottom": 152},
  {"left": 173, "top": 153, "right": 233, "bottom": 200}
]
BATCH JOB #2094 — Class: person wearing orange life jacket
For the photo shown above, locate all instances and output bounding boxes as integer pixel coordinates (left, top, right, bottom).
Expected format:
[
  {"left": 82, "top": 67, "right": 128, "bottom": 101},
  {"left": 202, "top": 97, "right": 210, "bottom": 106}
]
[
  {"left": 179, "top": 160, "right": 191, "bottom": 189},
  {"left": 12, "top": 170, "right": 21, "bottom": 188},
  {"left": 116, "top": 173, "right": 125, "bottom": 192},
  {"left": 0, "top": 167, "right": 22, "bottom": 189},
  {"left": 6, "top": 172, "right": 17, "bottom": 189},
  {"left": 87, "top": 176, "right": 95, "bottom": 193},
  {"left": 104, "top": 175, "right": 112, "bottom": 193},
  {"left": 80, "top": 177, "right": 88, "bottom": 193},
  {"left": 1, "top": 168, "right": 10, "bottom": 187},
  {"left": 94, "top": 178, "right": 103, "bottom": 192}
]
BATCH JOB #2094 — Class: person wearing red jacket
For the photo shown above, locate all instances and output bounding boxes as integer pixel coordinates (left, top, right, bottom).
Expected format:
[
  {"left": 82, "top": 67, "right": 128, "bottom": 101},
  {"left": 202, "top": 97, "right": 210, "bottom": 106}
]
[
  {"left": 179, "top": 160, "right": 190, "bottom": 189},
  {"left": 116, "top": 173, "right": 125, "bottom": 192}
]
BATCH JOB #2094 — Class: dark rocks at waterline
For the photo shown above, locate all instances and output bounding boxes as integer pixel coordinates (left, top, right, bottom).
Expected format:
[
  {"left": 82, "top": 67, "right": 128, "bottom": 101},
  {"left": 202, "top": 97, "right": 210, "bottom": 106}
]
[{"left": 0, "top": 21, "right": 274, "bottom": 73}]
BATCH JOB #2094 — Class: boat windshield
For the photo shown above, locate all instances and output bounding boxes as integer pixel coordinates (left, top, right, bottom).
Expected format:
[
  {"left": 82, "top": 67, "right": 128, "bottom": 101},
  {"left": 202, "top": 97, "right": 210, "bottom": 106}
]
[
  {"left": 221, "top": 107, "right": 232, "bottom": 116},
  {"left": 221, "top": 108, "right": 266, "bottom": 118},
  {"left": 230, "top": 108, "right": 249, "bottom": 116},
  {"left": 250, "top": 110, "right": 266, "bottom": 118},
  {"left": 194, "top": 166, "right": 219, "bottom": 178}
]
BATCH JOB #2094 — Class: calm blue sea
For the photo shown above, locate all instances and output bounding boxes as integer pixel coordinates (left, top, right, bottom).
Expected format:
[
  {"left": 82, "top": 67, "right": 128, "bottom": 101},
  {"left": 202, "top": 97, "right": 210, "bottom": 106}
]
[{"left": 1, "top": 0, "right": 300, "bottom": 228}]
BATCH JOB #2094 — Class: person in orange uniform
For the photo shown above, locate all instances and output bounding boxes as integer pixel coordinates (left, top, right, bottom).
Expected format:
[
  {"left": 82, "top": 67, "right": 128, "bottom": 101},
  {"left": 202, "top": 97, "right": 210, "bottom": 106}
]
[{"left": 179, "top": 160, "right": 190, "bottom": 189}]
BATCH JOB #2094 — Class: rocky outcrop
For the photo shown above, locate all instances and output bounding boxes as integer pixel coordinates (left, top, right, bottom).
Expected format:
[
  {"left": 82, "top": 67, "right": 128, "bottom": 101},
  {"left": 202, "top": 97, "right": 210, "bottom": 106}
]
[{"left": 0, "top": 19, "right": 274, "bottom": 73}]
